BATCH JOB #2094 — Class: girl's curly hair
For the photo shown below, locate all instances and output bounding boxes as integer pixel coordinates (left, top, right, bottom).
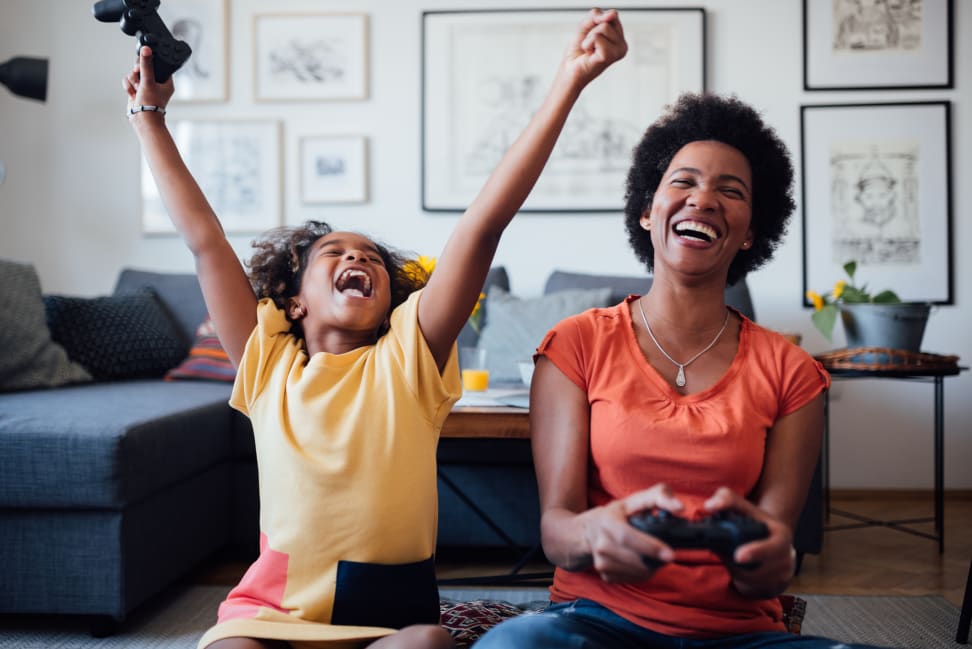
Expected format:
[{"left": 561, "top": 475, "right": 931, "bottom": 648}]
[
  {"left": 623, "top": 93, "right": 795, "bottom": 287},
  {"left": 246, "top": 220, "right": 429, "bottom": 338}
]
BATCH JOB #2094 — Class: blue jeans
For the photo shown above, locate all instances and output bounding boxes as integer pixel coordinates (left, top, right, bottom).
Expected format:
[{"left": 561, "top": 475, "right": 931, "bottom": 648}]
[{"left": 472, "top": 599, "right": 889, "bottom": 649}]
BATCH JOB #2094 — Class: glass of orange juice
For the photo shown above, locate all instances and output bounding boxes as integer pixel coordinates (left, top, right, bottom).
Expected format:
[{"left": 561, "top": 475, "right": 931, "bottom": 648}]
[{"left": 459, "top": 346, "right": 489, "bottom": 391}]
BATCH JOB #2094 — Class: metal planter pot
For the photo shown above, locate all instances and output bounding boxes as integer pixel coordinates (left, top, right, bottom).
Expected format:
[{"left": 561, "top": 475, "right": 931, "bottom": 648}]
[{"left": 839, "top": 302, "right": 931, "bottom": 353}]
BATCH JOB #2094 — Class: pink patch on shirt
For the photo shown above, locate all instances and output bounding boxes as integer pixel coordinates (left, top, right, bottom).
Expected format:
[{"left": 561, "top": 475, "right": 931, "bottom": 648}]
[{"left": 218, "top": 533, "right": 291, "bottom": 622}]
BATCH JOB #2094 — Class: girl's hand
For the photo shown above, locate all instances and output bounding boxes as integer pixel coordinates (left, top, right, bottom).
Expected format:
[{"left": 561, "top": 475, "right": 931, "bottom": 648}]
[
  {"left": 123, "top": 46, "right": 174, "bottom": 118},
  {"left": 562, "top": 8, "right": 628, "bottom": 87},
  {"left": 704, "top": 487, "right": 798, "bottom": 599},
  {"left": 577, "top": 483, "right": 683, "bottom": 583}
]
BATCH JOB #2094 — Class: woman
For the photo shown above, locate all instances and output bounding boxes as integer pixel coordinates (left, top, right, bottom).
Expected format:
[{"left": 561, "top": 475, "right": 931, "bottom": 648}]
[{"left": 474, "top": 95, "right": 889, "bottom": 648}]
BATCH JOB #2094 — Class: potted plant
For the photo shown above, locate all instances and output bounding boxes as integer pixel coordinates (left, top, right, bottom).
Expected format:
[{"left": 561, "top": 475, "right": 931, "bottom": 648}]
[{"left": 806, "top": 261, "right": 931, "bottom": 352}]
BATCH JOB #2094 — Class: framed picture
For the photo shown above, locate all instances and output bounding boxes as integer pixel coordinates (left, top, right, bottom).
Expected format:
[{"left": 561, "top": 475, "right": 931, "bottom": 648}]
[
  {"left": 422, "top": 8, "right": 705, "bottom": 212},
  {"left": 801, "top": 102, "right": 953, "bottom": 306},
  {"left": 141, "top": 120, "right": 281, "bottom": 234},
  {"left": 803, "top": 0, "right": 953, "bottom": 90},
  {"left": 158, "top": 0, "right": 228, "bottom": 102},
  {"left": 300, "top": 135, "right": 369, "bottom": 204},
  {"left": 254, "top": 12, "right": 368, "bottom": 101}
]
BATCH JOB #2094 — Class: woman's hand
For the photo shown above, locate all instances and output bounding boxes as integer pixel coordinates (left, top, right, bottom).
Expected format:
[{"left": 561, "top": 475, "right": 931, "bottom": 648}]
[
  {"left": 560, "top": 8, "right": 628, "bottom": 88},
  {"left": 569, "top": 483, "right": 684, "bottom": 583},
  {"left": 123, "top": 46, "right": 174, "bottom": 119},
  {"left": 704, "top": 487, "right": 797, "bottom": 599}
]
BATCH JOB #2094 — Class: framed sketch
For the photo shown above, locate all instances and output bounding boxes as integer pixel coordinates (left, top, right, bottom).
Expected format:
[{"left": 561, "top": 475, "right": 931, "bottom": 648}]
[
  {"left": 254, "top": 13, "right": 368, "bottom": 101},
  {"left": 801, "top": 102, "right": 952, "bottom": 305},
  {"left": 300, "top": 135, "right": 368, "bottom": 204},
  {"left": 158, "top": 0, "right": 228, "bottom": 102},
  {"left": 803, "top": 0, "right": 953, "bottom": 90},
  {"left": 422, "top": 8, "right": 705, "bottom": 212},
  {"left": 142, "top": 120, "right": 281, "bottom": 234}
]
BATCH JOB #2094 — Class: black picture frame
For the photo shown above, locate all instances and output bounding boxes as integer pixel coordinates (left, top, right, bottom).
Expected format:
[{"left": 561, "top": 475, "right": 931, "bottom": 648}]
[
  {"left": 803, "top": 0, "right": 953, "bottom": 91},
  {"left": 801, "top": 101, "right": 953, "bottom": 306},
  {"left": 421, "top": 8, "right": 706, "bottom": 213}
]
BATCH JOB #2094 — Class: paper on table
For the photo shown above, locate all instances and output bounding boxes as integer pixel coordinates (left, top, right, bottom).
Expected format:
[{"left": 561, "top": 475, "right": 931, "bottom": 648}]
[{"left": 454, "top": 387, "right": 530, "bottom": 408}]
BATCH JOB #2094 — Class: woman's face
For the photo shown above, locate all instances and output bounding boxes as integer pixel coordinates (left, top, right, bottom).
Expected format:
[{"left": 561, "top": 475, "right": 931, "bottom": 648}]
[
  {"left": 293, "top": 231, "right": 392, "bottom": 335},
  {"left": 642, "top": 140, "right": 754, "bottom": 281}
]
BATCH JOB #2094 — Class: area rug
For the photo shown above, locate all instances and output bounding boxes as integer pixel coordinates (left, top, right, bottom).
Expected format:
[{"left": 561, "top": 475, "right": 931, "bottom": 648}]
[{"left": 0, "top": 587, "right": 964, "bottom": 648}]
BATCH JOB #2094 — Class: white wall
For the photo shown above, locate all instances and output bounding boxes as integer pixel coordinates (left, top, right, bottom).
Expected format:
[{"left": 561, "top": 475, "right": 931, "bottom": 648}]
[{"left": 1, "top": 0, "right": 969, "bottom": 489}]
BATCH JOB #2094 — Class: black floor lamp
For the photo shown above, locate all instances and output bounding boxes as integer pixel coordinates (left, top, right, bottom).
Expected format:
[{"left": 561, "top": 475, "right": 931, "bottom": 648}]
[{"left": 0, "top": 55, "right": 48, "bottom": 185}]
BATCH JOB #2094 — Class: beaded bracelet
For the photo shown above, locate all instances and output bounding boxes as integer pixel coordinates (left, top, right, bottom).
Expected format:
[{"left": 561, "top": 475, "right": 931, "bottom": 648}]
[{"left": 128, "top": 105, "right": 166, "bottom": 118}]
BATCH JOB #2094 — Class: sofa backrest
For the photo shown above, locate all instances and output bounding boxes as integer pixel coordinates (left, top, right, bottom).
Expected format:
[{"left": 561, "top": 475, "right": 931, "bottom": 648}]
[
  {"left": 543, "top": 269, "right": 756, "bottom": 322},
  {"left": 114, "top": 268, "right": 208, "bottom": 342}
]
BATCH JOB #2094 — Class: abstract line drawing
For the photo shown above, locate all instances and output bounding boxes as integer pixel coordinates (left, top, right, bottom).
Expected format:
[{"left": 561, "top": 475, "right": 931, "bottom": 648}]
[
  {"left": 255, "top": 13, "right": 368, "bottom": 101},
  {"left": 832, "top": 0, "right": 923, "bottom": 52},
  {"left": 159, "top": 0, "right": 227, "bottom": 102},
  {"left": 300, "top": 135, "right": 368, "bottom": 204}
]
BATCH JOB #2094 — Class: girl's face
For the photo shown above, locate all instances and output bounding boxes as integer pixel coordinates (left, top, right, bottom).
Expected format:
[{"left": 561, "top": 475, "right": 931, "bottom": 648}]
[
  {"left": 642, "top": 140, "right": 754, "bottom": 280},
  {"left": 292, "top": 231, "right": 392, "bottom": 337}
]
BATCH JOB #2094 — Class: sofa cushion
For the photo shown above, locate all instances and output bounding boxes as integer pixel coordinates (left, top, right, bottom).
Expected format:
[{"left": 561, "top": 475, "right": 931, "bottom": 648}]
[
  {"left": 544, "top": 269, "right": 757, "bottom": 321},
  {"left": 166, "top": 317, "right": 236, "bottom": 382},
  {"left": 457, "top": 266, "right": 510, "bottom": 349},
  {"left": 0, "top": 260, "right": 92, "bottom": 392},
  {"left": 114, "top": 268, "right": 209, "bottom": 343},
  {"left": 44, "top": 290, "right": 189, "bottom": 380},
  {"left": 0, "top": 380, "right": 234, "bottom": 508},
  {"left": 476, "top": 286, "right": 611, "bottom": 382}
]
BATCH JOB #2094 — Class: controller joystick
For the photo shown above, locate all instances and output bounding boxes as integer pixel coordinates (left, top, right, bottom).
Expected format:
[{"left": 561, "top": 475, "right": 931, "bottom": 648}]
[
  {"left": 93, "top": 0, "right": 191, "bottom": 83},
  {"left": 628, "top": 510, "right": 769, "bottom": 567}
]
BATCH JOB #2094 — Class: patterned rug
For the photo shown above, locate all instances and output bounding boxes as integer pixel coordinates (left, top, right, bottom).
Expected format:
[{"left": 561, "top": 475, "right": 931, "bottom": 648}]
[{"left": 0, "top": 586, "right": 964, "bottom": 648}]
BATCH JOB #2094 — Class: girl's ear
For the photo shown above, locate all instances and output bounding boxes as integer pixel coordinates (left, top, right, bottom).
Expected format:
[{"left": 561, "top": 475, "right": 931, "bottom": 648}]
[
  {"left": 640, "top": 209, "right": 651, "bottom": 231},
  {"left": 287, "top": 298, "right": 306, "bottom": 320}
]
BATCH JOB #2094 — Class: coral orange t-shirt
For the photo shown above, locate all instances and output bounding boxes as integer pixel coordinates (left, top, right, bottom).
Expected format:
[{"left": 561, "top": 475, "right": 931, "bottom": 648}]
[{"left": 538, "top": 296, "right": 830, "bottom": 638}]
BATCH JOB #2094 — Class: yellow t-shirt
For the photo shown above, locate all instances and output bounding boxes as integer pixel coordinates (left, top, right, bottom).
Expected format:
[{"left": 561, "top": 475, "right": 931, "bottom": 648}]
[{"left": 198, "top": 289, "right": 461, "bottom": 648}]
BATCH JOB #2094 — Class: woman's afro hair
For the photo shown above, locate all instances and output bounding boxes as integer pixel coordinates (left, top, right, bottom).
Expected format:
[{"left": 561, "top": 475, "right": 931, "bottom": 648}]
[
  {"left": 246, "top": 221, "right": 429, "bottom": 337},
  {"left": 623, "top": 93, "right": 795, "bottom": 287}
]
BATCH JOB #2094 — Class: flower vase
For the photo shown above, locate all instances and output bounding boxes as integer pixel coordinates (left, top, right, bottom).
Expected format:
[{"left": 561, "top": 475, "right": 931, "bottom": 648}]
[{"left": 839, "top": 302, "right": 931, "bottom": 353}]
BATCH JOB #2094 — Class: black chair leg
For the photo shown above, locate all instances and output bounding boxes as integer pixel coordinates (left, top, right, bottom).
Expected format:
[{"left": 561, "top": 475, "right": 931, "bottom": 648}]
[{"left": 957, "top": 558, "right": 972, "bottom": 644}]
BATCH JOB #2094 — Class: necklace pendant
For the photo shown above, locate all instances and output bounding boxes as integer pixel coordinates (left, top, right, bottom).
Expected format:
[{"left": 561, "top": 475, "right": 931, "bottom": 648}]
[{"left": 675, "top": 366, "right": 686, "bottom": 387}]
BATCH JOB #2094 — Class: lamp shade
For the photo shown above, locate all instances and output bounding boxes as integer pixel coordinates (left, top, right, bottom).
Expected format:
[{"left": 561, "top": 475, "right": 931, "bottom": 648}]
[{"left": 0, "top": 57, "right": 48, "bottom": 102}]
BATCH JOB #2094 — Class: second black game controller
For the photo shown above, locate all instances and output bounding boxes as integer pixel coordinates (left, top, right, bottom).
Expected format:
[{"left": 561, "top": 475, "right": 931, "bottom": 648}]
[
  {"left": 628, "top": 510, "right": 769, "bottom": 567},
  {"left": 93, "top": 0, "right": 191, "bottom": 83}
]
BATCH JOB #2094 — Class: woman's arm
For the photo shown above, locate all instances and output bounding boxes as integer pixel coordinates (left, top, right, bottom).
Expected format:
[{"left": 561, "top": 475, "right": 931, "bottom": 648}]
[
  {"left": 531, "top": 355, "right": 683, "bottom": 582},
  {"left": 125, "top": 47, "right": 257, "bottom": 365},
  {"left": 708, "top": 393, "right": 826, "bottom": 598},
  {"left": 418, "top": 9, "right": 628, "bottom": 369}
]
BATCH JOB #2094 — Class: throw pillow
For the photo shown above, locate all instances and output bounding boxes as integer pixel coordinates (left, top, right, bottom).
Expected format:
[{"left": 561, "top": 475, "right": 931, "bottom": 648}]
[
  {"left": 0, "top": 260, "right": 92, "bottom": 391},
  {"left": 439, "top": 599, "right": 544, "bottom": 647},
  {"left": 166, "top": 317, "right": 236, "bottom": 382},
  {"left": 476, "top": 286, "right": 612, "bottom": 382},
  {"left": 44, "top": 290, "right": 189, "bottom": 381}
]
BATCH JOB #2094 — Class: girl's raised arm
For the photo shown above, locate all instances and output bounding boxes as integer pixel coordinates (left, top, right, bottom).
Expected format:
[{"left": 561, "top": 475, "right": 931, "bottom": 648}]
[
  {"left": 418, "top": 9, "right": 628, "bottom": 368},
  {"left": 125, "top": 46, "right": 257, "bottom": 366}
]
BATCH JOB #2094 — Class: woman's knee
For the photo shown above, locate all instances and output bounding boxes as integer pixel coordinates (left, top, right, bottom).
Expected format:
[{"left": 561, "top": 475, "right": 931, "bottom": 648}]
[{"left": 473, "top": 612, "right": 562, "bottom": 648}]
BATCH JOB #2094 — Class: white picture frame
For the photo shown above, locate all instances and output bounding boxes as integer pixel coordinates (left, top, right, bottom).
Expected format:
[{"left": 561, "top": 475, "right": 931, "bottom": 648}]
[
  {"left": 158, "top": 0, "right": 228, "bottom": 102},
  {"left": 801, "top": 102, "right": 953, "bottom": 305},
  {"left": 300, "top": 135, "right": 369, "bottom": 204},
  {"left": 803, "top": 0, "right": 953, "bottom": 91},
  {"left": 422, "top": 8, "right": 705, "bottom": 212},
  {"left": 141, "top": 120, "right": 281, "bottom": 234},
  {"left": 254, "top": 13, "right": 369, "bottom": 101}
]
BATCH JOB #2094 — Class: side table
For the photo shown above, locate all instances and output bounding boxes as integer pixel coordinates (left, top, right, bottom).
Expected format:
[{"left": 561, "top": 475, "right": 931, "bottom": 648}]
[{"left": 815, "top": 348, "right": 966, "bottom": 553}]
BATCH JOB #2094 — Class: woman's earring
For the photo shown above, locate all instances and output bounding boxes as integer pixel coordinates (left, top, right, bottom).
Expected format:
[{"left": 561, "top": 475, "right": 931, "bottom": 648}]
[{"left": 741, "top": 241, "right": 751, "bottom": 250}]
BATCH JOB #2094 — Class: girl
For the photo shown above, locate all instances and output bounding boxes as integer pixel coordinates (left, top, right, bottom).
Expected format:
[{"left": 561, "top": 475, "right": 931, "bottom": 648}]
[{"left": 123, "top": 9, "right": 627, "bottom": 649}]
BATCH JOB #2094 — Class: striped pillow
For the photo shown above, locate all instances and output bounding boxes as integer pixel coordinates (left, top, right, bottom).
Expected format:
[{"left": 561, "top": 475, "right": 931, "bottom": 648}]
[{"left": 165, "top": 317, "right": 236, "bottom": 382}]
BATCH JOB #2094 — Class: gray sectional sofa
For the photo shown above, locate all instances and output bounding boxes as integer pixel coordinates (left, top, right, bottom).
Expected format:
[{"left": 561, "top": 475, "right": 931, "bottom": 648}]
[{"left": 0, "top": 265, "right": 822, "bottom": 631}]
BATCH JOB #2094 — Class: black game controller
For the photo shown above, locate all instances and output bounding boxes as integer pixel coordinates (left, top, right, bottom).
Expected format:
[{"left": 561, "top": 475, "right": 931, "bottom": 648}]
[
  {"left": 93, "top": 0, "right": 191, "bottom": 83},
  {"left": 628, "top": 510, "right": 769, "bottom": 567}
]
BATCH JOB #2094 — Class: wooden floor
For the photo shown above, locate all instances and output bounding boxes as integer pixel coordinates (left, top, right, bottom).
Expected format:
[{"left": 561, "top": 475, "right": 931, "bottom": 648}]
[{"left": 202, "top": 493, "right": 972, "bottom": 608}]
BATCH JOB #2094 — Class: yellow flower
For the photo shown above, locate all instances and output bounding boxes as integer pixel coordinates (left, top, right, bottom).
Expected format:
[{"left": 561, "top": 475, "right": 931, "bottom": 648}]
[
  {"left": 832, "top": 280, "right": 846, "bottom": 300},
  {"left": 806, "top": 290, "right": 824, "bottom": 311},
  {"left": 415, "top": 255, "right": 437, "bottom": 275}
]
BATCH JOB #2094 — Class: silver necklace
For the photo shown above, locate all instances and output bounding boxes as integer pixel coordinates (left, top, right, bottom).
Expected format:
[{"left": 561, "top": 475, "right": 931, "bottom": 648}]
[{"left": 637, "top": 298, "right": 730, "bottom": 388}]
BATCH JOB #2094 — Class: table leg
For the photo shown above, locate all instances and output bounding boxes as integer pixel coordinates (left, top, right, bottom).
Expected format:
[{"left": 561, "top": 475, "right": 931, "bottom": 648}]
[
  {"left": 823, "top": 389, "right": 831, "bottom": 521},
  {"left": 935, "top": 376, "right": 944, "bottom": 553}
]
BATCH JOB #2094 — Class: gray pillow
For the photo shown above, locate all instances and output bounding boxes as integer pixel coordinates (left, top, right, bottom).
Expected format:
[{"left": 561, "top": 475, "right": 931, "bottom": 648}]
[
  {"left": 476, "top": 286, "right": 612, "bottom": 382},
  {"left": 0, "top": 260, "right": 92, "bottom": 391}
]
